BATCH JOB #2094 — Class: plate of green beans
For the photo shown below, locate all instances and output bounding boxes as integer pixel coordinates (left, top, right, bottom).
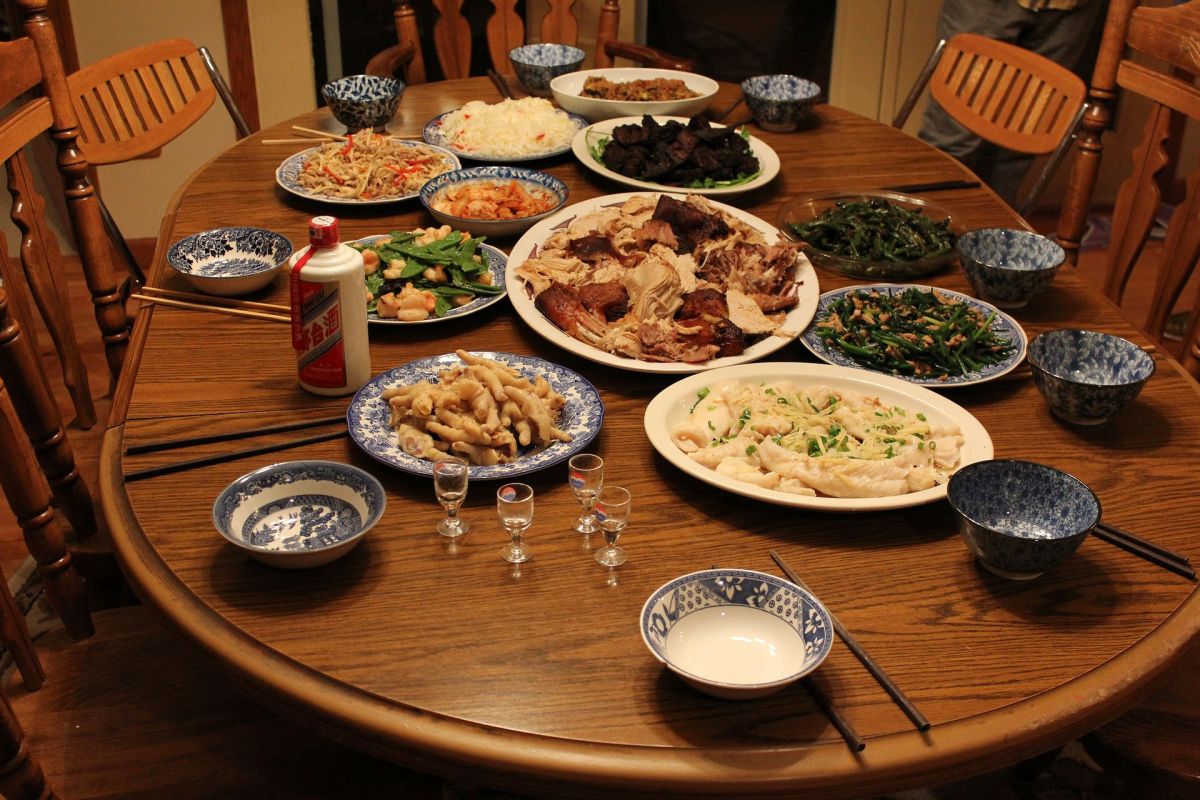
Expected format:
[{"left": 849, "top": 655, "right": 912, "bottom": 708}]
[
  {"left": 801, "top": 284, "right": 1027, "bottom": 387},
  {"left": 781, "top": 191, "right": 962, "bottom": 278}
]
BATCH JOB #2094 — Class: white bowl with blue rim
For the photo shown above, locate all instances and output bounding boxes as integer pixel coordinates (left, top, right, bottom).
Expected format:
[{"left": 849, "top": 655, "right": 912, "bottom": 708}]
[
  {"left": 1026, "top": 329, "right": 1156, "bottom": 425},
  {"left": 509, "top": 43, "right": 586, "bottom": 97},
  {"left": 640, "top": 568, "right": 833, "bottom": 700},
  {"left": 212, "top": 460, "right": 385, "bottom": 569},
  {"left": 947, "top": 459, "right": 1100, "bottom": 581},
  {"left": 322, "top": 74, "right": 405, "bottom": 132},
  {"left": 957, "top": 228, "right": 1065, "bottom": 309},
  {"left": 166, "top": 227, "right": 293, "bottom": 297},
  {"left": 740, "top": 74, "right": 821, "bottom": 132},
  {"left": 419, "top": 166, "right": 568, "bottom": 238}
]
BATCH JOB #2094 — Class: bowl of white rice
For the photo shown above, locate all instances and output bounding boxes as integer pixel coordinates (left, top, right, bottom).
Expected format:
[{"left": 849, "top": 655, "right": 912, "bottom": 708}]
[{"left": 422, "top": 97, "right": 587, "bottom": 162}]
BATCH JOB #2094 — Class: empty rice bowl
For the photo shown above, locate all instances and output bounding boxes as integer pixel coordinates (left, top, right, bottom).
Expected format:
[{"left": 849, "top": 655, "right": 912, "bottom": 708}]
[
  {"left": 741, "top": 74, "right": 821, "bottom": 132},
  {"left": 420, "top": 166, "right": 568, "bottom": 238},
  {"left": 322, "top": 74, "right": 405, "bottom": 131},
  {"left": 166, "top": 227, "right": 292, "bottom": 296},
  {"left": 947, "top": 459, "right": 1099, "bottom": 580},
  {"left": 509, "top": 43, "right": 585, "bottom": 96},
  {"left": 640, "top": 568, "right": 833, "bottom": 700},
  {"left": 1027, "top": 329, "right": 1155, "bottom": 425},
  {"left": 213, "top": 460, "right": 385, "bottom": 569},
  {"left": 958, "top": 228, "right": 1064, "bottom": 309}
]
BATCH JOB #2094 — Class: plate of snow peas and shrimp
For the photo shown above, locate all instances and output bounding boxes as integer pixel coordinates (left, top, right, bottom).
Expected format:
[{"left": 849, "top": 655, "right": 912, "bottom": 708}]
[
  {"left": 350, "top": 228, "right": 507, "bottom": 325},
  {"left": 800, "top": 284, "right": 1027, "bottom": 388}
]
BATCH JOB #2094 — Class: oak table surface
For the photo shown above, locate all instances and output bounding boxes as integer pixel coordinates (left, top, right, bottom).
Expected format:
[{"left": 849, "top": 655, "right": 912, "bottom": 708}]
[{"left": 100, "top": 77, "right": 1200, "bottom": 799}]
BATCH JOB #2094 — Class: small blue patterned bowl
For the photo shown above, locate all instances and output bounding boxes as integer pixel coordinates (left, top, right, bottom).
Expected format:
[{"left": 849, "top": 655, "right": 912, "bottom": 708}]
[
  {"left": 322, "top": 74, "right": 405, "bottom": 131},
  {"left": 957, "top": 228, "right": 1065, "bottom": 309},
  {"left": 740, "top": 74, "right": 821, "bottom": 132},
  {"left": 947, "top": 460, "right": 1100, "bottom": 580},
  {"left": 640, "top": 568, "right": 833, "bottom": 700},
  {"left": 420, "top": 166, "right": 568, "bottom": 238},
  {"left": 1027, "top": 329, "right": 1155, "bottom": 425},
  {"left": 166, "top": 227, "right": 293, "bottom": 296},
  {"left": 509, "top": 43, "right": 586, "bottom": 97},
  {"left": 212, "top": 460, "right": 385, "bottom": 569}
]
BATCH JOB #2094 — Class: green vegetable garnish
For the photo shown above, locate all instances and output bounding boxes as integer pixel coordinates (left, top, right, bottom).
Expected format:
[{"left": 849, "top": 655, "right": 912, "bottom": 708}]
[{"left": 789, "top": 198, "right": 956, "bottom": 264}]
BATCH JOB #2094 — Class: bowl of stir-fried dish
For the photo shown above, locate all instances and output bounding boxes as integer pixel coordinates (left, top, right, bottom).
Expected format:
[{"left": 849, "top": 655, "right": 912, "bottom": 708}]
[
  {"left": 419, "top": 166, "right": 568, "bottom": 238},
  {"left": 781, "top": 191, "right": 963, "bottom": 279},
  {"left": 551, "top": 67, "right": 718, "bottom": 122}
]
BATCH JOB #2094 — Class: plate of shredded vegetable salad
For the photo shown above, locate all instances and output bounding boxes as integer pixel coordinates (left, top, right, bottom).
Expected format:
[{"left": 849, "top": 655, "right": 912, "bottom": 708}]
[
  {"left": 351, "top": 231, "right": 507, "bottom": 325},
  {"left": 572, "top": 116, "right": 779, "bottom": 196},
  {"left": 800, "top": 284, "right": 1027, "bottom": 388},
  {"left": 275, "top": 135, "right": 460, "bottom": 206}
]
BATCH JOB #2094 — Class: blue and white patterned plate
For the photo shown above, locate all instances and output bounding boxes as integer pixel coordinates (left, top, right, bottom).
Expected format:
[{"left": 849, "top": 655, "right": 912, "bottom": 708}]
[
  {"left": 352, "top": 234, "right": 508, "bottom": 326},
  {"left": 801, "top": 284, "right": 1027, "bottom": 388},
  {"left": 347, "top": 352, "right": 604, "bottom": 479},
  {"left": 275, "top": 140, "right": 461, "bottom": 206},
  {"left": 423, "top": 108, "right": 589, "bottom": 162}
]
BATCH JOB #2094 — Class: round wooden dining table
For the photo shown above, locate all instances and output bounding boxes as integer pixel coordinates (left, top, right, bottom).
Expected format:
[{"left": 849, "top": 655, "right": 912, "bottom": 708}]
[{"left": 100, "top": 77, "right": 1200, "bottom": 799}]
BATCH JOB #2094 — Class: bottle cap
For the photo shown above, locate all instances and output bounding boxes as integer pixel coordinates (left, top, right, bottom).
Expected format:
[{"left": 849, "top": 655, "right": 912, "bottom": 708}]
[{"left": 308, "top": 216, "right": 340, "bottom": 248}]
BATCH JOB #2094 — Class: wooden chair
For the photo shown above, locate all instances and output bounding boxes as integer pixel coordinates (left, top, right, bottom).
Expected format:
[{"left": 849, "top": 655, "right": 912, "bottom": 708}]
[
  {"left": 1057, "top": 0, "right": 1200, "bottom": 379},
  {"left": 365, "top": 0, "right": 694, "bottom": 84},
  {"left": 893, "top": 32, "right": 1088, "bottom": 218},
  {"left": 0, "top": 0, "right": 130, "bottom": 388},
  {"left": 67, "top": 38, "right": 253, "bottom": 288}
]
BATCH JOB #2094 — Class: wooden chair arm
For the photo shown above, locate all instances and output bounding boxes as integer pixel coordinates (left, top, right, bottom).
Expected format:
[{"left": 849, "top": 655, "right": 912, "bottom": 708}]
[
  {"left": 602, "top": 41, "right": 697, "bottom": 72},
  {"left": 364, "top": 42, "right": 416, "bottom": 79}
]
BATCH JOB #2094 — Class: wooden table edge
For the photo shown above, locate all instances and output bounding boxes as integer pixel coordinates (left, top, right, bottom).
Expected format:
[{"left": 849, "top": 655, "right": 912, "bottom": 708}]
[{"left": 99, "top": 419, "right": 1200, "bottom": 797}]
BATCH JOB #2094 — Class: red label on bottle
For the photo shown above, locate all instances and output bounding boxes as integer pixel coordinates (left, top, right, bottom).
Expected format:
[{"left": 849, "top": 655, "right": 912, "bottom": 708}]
[{"left": 293, "top": 279, "right": 347, "bottom": 388}]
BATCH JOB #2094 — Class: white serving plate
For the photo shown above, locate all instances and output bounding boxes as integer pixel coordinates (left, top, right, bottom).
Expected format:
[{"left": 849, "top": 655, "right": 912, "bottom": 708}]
[
  {"left": 572, "top": 116, "right": 780, "bottom": 197},
  {"left": 505, "top": 191, "right": 820, "bottom": 374},
  {"left": 551, "top": 68, "right": 719, "bottom": 122},
  {"left": 643, "top": 362, "right": 993, "bottom": 512}
]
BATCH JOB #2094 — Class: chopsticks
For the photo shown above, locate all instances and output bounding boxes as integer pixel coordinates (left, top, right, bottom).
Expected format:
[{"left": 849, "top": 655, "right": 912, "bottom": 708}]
[
  {"left": 771, "top": 549, "right": 931, "bottom": 732},
  {"left": 131, "top": 293, "right": 290, "bottom": 324},
  {"left": 882, "top": 179, "right": 982, "bottom": 193},
  {"left": 801, "top": 678, "right": 865, "bottom": 752},
  {"left": 710, "top": 96, "right": 745, "bottom": 123},
  {"left": 139, "top": 286, "right": 289, "bottom": 313},
  {"left": 123, "top": 429, "right": 349, "bottom": 483},
  {"left": 487, "top": 69, "right": 514, "bottom": 99},
  {"left": 294, "top": 124, "right": 347, "bottom": 142},
  {"left": 1092, "top": 522, "right": 1195, "bottom": 580},
  {"left": 126, "top": 414, "right": 346, "bottom": 456}
]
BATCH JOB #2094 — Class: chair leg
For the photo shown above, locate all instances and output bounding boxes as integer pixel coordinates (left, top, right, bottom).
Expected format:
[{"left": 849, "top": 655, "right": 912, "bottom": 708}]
[
  {"left": 0, "top": 687, "right": 57, "bottom": 800},
  {"left": 0, "top": 569, "right": 43, "bottom": 692},
  {"left": 1018, "top": 104, "right": 1088, "bottom": 219},
  {"left": 892, "top": 39, "right": 947, "bottom": 129},
  {"left": 198, "top": 46, "right": 254, "bottom": 138},
  {"left": 0, "top": 290, "right": 97, "bottom": 540},
  {"left": 96, "top": 199, "right": 145, "bottom": 288}
]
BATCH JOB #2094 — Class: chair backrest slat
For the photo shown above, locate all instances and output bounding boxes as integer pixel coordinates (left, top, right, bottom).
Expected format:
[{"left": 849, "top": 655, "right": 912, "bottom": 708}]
[{"left": 0, "top": 39, "right": 41, "bottom": 109}]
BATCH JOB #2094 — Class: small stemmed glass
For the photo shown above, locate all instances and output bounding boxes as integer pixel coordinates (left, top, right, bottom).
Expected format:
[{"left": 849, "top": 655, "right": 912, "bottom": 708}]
[
  {"left": 593, "top": 486, "right": 631, "bottom": 567},
  {"left": 567, "top": 454, "right": 604, "bottom": 534},
  {"left": 432, "top": 457, "right": 470, "bottom": 538},
  {"left": 497, "top": 483, "right": 534, "bottom": 563}
]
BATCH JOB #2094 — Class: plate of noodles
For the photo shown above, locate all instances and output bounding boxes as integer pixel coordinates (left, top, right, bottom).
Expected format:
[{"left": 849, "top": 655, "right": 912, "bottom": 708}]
[
  {"left": 275, "top": 133, "right": 460, "bottom": 205},
  {"left": 422, "top": 97, "right": 588, "bottom": 162},
  {"left": 347, "top": 350, "right": 604, "bottom": 479}
]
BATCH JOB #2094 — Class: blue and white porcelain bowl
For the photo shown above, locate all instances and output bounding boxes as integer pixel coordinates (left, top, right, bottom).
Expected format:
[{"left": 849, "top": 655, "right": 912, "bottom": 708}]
[
  {"left": 322, "top": 74, "right": 405, "bottom": 131},
  {"left": 509, "top": 43, "right": 586, "bottom": 97},
  {"left": 740, "top": 74, "right": 821, "bottom": 132},
  {"left": 420, "top": 166, "right": 568, "bottom": 238},
  {"left": 640, "top": 568, "right": 833, "bottom": 700},
  {"left": 212, "top": 460, "right": 386, "bottom": 569},
  {"left": 957, "top": 228, "right": 1065, "bottom": 309},
  {"left": 1026, "top": 329, "right": 1156, "bottom": 425},
  {"left": 947, "top": 460, "right": 1100, "bottom": 580},
  {"left": 166, "top": 227, "right": 293, "bottom": 296}
]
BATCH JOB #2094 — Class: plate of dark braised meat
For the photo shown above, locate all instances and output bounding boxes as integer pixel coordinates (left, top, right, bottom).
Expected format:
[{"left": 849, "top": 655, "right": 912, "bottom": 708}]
[
  {"left": 572, "top": 116, "right": 780, "bottom": 197},
  {"left": 505, "top": 191, "right": 818, "bottom": 374}
]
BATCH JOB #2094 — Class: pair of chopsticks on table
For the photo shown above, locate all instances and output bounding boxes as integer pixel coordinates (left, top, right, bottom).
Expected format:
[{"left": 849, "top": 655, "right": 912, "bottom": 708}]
[
  {"left": 123, "top": 415, "right": 348, "bottom": 483},
  {"left": 487, "top": 69, "right": 515, "bottom": 100},
  {"left": 770, "top": 549, "right": 929, "bottom": 753},
  {"left": 260, "top": 125, "right": 346, "bottom": 146},
  {"left": 1093, "top": 521, "right": 1194, "bottom": 580},
  {"left": 132, "top": 286, "right": 290, "bottom": 324}
]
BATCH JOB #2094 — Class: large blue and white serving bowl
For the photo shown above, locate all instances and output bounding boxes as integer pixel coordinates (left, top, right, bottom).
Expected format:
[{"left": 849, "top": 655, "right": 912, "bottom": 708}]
[
  {"left": 1026, "top": 329, "right": 1155, "bottom": 425},
  {"left": 509, "top": 43, "right": 586, "bottom": 96},
  {"left": 322, "top": 74, "right": 405, "bottom": 131},
  {"left": 957, "top": 228, "right": 1065, "bottom": 309},
  {"left": 419, "top": 166, "right": 568, "bottom": 238},
  {"left": 213, "top": 460, "right": 385, "bottom": 569},
  {"left": 741, "top": 74, "right": 821, "bottom": 132},
  {"left": 640, "top": 568, "right": 833, "bottom": 699},
  {"left": 166, "top": 227, "right": 293, "bottom": 296},
  {"left": 947, "top": 459, "right": 1100, "bottom": 580}
]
